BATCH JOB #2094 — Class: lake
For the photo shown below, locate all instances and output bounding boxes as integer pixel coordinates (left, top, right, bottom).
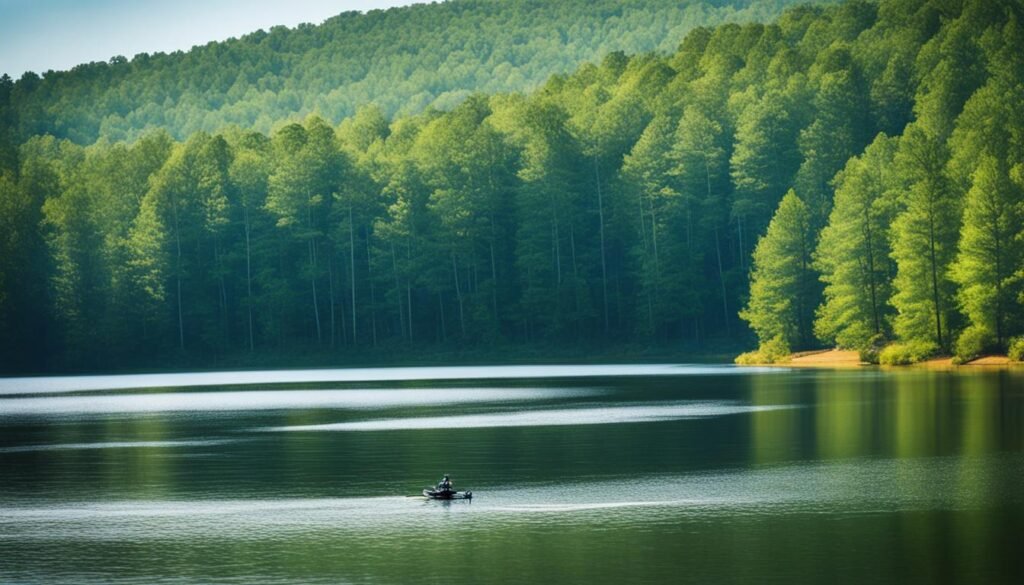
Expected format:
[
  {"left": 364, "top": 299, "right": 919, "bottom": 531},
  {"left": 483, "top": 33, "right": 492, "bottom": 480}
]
[{"left": 1, "top": 365, "right": 1022, "bottom": 584}]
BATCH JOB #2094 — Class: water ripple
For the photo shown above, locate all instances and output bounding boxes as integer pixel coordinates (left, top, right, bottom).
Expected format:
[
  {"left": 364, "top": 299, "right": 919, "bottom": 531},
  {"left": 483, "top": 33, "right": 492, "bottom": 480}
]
[
  {"left": 264, "top": 401, "right": 796, "bottom": 432},
  {"left": 0, "top": 439, "right": 235, "bottom": 454},
  {"left": 0, "top": 364, "right": 781, "bottom": 395},
  {"left": 0, "top": 387, "right": 598, "bottom": 417}
]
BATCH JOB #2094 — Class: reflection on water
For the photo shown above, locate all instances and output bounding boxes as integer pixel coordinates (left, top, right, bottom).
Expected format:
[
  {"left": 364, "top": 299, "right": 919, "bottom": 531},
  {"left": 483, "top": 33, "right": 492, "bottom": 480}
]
[
  {"left": 266, "top": 401, "right": 796, "bottom": 432},
  {"left": 0, "top": 366, "right": 1022, "bottom": 584},
  {"left": 0, "top": 363, "right": 776, "bottom": 395},
  {"left": 3, "top": 455, "right": 1020, "bottom": 539},
  {"left": 0, "top": 439, "right": 236, "bottom": 453},
  {"left": 0, "top": 387, "right": 599, "bottom": 417}
]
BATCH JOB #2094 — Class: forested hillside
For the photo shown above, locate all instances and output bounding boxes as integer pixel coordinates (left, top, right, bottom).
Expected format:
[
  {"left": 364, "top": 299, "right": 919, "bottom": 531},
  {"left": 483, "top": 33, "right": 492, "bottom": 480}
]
[
  {"left": 1, "top": 0, "right": 1023, "bottom": 373},
  {"left": 0, "top": 0, "right": 814, "bottom": 145}
]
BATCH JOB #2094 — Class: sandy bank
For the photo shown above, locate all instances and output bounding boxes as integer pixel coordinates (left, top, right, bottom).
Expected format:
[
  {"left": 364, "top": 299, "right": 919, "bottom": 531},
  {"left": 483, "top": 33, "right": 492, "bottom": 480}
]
[{"left": 738, "top": 349, "right": 1022, "bottom": 370}]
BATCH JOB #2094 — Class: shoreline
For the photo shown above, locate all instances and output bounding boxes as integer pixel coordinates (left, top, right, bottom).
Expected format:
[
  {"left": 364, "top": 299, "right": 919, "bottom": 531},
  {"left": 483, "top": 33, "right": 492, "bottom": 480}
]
[{"left": 738, "top": 349, "right": 1023, "bottom": 370}]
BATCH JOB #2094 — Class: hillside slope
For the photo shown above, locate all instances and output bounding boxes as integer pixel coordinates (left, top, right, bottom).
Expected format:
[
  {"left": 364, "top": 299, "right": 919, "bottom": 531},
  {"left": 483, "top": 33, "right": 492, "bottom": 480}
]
[{"left": 2, "top": 0, "right": 820, "bottom": 144}]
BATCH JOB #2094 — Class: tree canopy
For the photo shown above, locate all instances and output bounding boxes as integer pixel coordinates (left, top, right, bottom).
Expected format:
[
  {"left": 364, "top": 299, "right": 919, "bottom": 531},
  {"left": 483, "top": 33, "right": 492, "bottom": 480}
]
[{"left": 2, "top": 0, "right": 1024, "bottom": 372}]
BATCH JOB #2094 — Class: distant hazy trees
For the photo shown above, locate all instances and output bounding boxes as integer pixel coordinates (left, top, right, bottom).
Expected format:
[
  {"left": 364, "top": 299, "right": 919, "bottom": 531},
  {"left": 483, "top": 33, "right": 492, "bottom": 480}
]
[{"left": 0, "top": 0, "right": 810, "bottom": 145}]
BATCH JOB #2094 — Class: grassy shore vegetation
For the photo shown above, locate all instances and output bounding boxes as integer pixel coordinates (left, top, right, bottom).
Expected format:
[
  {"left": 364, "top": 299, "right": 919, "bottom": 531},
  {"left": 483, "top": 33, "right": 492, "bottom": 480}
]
[{"left": 1, "top": 0, "right": 1022, "bottom": 373}]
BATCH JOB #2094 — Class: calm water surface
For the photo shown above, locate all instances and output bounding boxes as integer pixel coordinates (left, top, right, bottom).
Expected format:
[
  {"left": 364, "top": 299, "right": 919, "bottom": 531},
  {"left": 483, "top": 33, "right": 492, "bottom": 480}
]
[{"left": 1, "top": 365, "right": 1022, "bottom": 584}]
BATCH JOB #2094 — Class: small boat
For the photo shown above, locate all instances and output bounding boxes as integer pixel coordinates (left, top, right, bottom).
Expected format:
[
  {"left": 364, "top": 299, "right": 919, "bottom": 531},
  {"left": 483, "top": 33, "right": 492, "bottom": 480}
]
[{"left": 422, "top": 488, "right": 473, "bottom": 500}]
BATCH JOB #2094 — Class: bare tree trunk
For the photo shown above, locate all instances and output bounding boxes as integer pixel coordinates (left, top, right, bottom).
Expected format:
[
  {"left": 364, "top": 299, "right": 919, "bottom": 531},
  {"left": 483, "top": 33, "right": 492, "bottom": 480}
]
[
  {"left": 737, "top": 216, "right": 746, "bottom": 271},
  {"left": 705, "top": 153, "right": 729, "bottom": 336},
  {"left": 715, "top": 227, "right": 729, "bottom": 335},
  {"left": 349, "top": 205, "right": 357, "bottom": 345},
  {"left": 339, "top": 249, "right": 348, "bottom": 346},
  {"left": 308, "top": 238, "right": 322, "bottom": 345},
  {"left": 327, "top": 250, "right": 336, "bottom": 348},
  {"left": 438, "top": 290, "right": 446, "bottom": 342},
  {"left": 594, "top": 155, "right": 609, "bottom": 336},
  {"left": 243, "top": 205, "right": 254, "bottom": 352},
  {"left": 365, "top": 226, "right": 377, "bottom": 348},
  {"left": 306, "top": 195, "right": 322, "bottom": 345},
  {"left": 172, "top": 197, "right": 184, "bottom": 350},
  {"left": 391, "top": 242, "right": 405, "bottom": 341},
  {"left": 407, "top": 239, "right": 414, "bottom": 342},
  {"left": 214, "top": 235, "right": 228, "bottom": 348},
  {"left": 489, "top": 217, "right": 499, "bottom": 324},
  {"left": 569, "top": 222, "right": 581, "bottom": 333},
  {"left": 452, "top": 251, "right": 466, "bottom": 338},
  {"left": 551, "top": 206, "right": 561, "bottom": 285}
]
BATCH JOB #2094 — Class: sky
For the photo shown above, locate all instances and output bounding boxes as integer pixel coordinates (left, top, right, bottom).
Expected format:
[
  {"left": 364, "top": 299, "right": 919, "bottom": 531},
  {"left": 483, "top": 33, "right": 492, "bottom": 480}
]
[{"left": 0, "top": 0, "right": 422, "bottom": 78}]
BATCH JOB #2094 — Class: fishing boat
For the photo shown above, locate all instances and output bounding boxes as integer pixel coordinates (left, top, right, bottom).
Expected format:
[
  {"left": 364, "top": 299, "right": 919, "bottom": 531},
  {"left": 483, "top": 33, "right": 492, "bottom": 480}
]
[{"left": 422, "top": 488, "right": 473, "bottom": 500}]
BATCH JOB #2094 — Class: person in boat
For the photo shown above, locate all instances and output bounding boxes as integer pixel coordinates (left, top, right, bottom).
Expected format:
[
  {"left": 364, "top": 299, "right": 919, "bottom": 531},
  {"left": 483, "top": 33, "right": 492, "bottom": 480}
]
[{"left": 437, "top": 474, "right": 453, "bottom": 492}]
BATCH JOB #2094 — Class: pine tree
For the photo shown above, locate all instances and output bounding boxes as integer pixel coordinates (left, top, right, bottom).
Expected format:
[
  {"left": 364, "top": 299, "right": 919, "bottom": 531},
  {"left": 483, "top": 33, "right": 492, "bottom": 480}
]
[
  {"left": 950, "top": 156, "right": 1024, "bottom": 359},
  {"left": 814, "top": 134, "right": 899, "bottom": 350},
  {"left": 888, "top": 124, "right": 960, "bottom": 354},
  {"left": 739, "top": 190, "right": 816, "bottom": 361}
]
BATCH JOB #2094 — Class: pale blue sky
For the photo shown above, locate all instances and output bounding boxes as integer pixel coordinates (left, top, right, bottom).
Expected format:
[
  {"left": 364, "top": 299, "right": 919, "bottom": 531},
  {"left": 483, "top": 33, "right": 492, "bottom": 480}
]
[{"left": 0, "top": 0, "right": 423, "bottom": 78}]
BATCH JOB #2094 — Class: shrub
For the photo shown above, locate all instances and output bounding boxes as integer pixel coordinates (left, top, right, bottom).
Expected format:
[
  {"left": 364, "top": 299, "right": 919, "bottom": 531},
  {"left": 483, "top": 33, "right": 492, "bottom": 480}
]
[
  {"left": 952, "top": 326, "right": 994, "bottom": 364},
  {"left": 878, "top": 340, "right": 938, "bottom": 365},
  {"left": 734, "top": 335, "right": 791, "bottom": 365},
  {"left": 734, "top": 350, "right": 762, "bottom": 365},
  {"left": 1008, "top": 337, "right": 1024, "bottom": 362},
  {"left": 858, "top": 333, "right": 887, "bottom": 364}
]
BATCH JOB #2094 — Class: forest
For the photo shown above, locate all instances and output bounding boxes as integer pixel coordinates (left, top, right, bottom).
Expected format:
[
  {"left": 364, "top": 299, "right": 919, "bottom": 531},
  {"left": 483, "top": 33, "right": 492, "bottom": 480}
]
[
  {"left": 1, "top": 0, "right": 1023, "bottom": 373},
  {"left": 0, "top": 0, "right": 814, "bottom": 145}
]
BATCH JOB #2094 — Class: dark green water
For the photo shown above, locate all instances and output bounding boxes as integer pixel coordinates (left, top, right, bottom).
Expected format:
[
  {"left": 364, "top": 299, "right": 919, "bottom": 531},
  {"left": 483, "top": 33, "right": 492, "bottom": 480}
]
[{"left": 1, "top": 365, "right": 1022, "bottom": 584}]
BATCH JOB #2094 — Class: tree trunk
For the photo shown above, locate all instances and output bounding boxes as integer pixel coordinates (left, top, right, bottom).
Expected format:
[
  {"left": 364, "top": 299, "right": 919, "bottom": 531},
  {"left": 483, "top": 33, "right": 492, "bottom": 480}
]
[
  {"left": 452, "top": 251, "right": 466, "bottom": 338},
  {"left": 392, "top": 242, "right": 405, "bottom": 341},
  {"left": 214, "top": 235, "right": 228, "bottom": 348},
  {"left": 438, "top": 290, "right": 446, "bottom": 342},
  {"left": 407, "top": 239, "right": 414, "bottom": 342},
  {"left": 594, "top": 155, "right": 609, "bottom": 336},
  {"left": 306, "top": 196, "right": 322, "bottom": 345},
  {"left": 715, "top": 227, "right": 729, "bottom": 335},
  {"left": 327, "top": 250, "right": 336, "bottom": 348},
  {"left": 365, "top": 226, "right": 377, "bottom": 348},
  {"left": 243, "top": 205, "right": 254, "bottom": 352},
  {"left": 349, "top": 205, "right": 357, "bottom": 345},
  {"left": 309, "top": 238, "right": 322, "bottom": 345},
  {"left": 489, "top": 217, "right": 498, "bottom": 324},
  {"left": 172, "top": 197, "right": 184, "bottom": 350}
]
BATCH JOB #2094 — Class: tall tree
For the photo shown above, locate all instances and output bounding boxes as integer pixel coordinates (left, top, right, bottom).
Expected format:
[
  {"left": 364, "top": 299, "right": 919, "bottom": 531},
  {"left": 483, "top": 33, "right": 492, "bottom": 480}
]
[
  {"left": 266, "top": 117, "right": 344, "bottom": 345},
  {"left": 888, "top": 123, "right": 960, "bottom": 351},
  {"left": 950, "top": 156, "right": 1024, "bottom": 356},
  {"left": 814, "top": 134, "right": 899, "bottom": 349},
  {"left": 740, "top": 190, "right": 816, "bottom": 359}
]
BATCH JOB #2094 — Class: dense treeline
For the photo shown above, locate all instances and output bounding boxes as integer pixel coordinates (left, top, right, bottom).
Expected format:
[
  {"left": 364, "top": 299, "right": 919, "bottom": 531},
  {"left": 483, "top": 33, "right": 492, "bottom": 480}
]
[
  {"left": 0, "top": 0, "right": 815, "bottom": 145},
  {"left": 1, "top": 0, "right": 1023, "bottom": 373}
]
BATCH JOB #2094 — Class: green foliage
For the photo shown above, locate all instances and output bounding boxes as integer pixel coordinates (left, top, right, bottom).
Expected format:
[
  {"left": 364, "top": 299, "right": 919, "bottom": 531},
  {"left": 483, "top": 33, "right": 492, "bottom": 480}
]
[
  {"left": 878, "top": 340, "right": 938, "bottom": 365},
  {"left": 888, "top": 123, "right": 960, "bottom": 350},
  {"left": 3, "top": 0, "right": 818, "bottom": 144},
  {"left": 3, "top": 0, "right": 1024, "bottom": 372},
  {"left": 950, "top": 156, "right": 1024, "bottom": 348},
  {"left": 952, "top": 325, "right": 994, "bottom": 364},
  {"left": 814, "top": 134, "right": 899, "bottom": 349},
  {"left": 858, "top": 333, "right": 887, "bottom": 365},
  {"left": 734, "top": 335, "right": 791, "bottom": 364},
  {"left": 740, "top": 191, "right": 816, "bottom": 351},
  {"left": 1008, "top": 337, "right": 1024, "bottom": 362}
]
